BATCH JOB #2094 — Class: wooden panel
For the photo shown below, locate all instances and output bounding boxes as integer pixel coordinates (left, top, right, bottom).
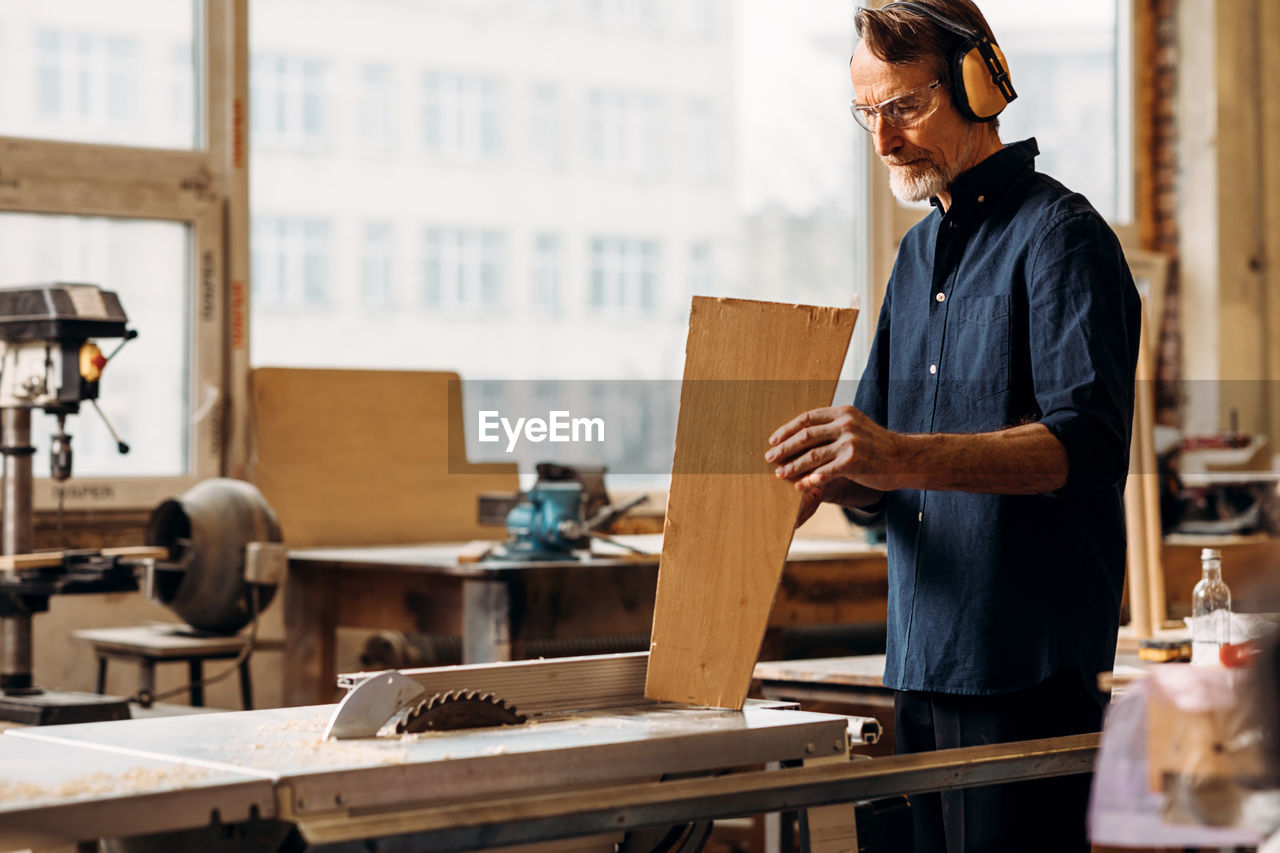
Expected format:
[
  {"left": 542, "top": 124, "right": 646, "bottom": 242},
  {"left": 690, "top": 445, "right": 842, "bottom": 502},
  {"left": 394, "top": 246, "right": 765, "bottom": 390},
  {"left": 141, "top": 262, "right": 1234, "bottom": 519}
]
[
  {"left": 250, "top": 368, "right": 518, "bottom": 547},
  {"left": 645, "top": 297, "right": 857, "bottom": 709}
]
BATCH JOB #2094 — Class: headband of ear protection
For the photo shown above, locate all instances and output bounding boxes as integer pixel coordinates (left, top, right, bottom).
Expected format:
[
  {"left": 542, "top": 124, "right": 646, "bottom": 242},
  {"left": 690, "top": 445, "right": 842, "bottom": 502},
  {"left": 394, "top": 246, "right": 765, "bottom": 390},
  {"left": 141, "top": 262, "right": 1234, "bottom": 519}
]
[{"left": 880, "top": 1, "right": 1016, "bottom": 123}]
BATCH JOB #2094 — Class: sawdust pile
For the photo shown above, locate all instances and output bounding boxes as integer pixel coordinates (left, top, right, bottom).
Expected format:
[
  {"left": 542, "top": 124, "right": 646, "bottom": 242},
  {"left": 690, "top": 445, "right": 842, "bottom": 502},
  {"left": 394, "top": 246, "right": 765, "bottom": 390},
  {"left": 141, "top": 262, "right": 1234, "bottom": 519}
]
[
  {"left": 0, "top": 764, "right": 213, "bottom": 805},
  {"left": 228, "top": 713, "right": 416, "bottom": 767}
]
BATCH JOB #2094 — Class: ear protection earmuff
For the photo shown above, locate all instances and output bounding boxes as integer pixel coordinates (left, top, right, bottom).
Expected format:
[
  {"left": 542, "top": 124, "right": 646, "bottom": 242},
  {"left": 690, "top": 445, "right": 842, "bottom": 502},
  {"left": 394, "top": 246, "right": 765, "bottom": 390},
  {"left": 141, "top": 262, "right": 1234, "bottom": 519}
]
[{"left": 881, "top": 1, "right": 1016, "bottom": 123}]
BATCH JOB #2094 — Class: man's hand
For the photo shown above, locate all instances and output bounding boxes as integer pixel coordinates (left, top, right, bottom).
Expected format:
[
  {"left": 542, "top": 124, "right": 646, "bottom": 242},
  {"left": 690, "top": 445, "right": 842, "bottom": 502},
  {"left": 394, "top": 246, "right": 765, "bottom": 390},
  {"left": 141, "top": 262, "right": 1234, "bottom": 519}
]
[
  {"left": 796, "top": 487, "right": 823, "bottom": 528},
  {"left": 766, "top": 405, "right": 902, "bottom": 493}
]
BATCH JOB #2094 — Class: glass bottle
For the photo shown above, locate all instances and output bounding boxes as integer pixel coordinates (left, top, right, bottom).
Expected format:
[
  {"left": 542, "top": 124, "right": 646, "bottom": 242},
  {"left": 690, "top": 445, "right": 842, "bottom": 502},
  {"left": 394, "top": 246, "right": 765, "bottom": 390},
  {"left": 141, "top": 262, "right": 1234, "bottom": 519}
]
[{"left": 1191, "top": 547, "right": 1232, "bottom": 665}]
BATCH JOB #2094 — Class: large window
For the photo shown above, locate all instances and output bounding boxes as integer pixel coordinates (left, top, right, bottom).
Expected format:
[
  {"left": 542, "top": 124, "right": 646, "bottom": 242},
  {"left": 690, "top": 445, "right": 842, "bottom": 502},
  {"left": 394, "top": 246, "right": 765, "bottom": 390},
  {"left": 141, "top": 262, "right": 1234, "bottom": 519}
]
[
  {"left": 249, "top": 0, "right": 872, "bottom": 485},
  {"left": 0, "top": 0, "right": 1136, "bottom": 504},
  {"left": 3, "top": 3, "right": 200, "bottom": 151},
  {"left": 0, "top": 0, "right": 231, "bottom": 510}
]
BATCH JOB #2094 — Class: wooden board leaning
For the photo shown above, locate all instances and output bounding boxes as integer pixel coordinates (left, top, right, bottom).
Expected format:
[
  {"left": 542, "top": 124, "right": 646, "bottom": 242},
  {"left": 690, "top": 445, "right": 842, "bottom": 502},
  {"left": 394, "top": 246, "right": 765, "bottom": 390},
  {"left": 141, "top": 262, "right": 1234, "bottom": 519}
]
[{"left": 645, "top": 297, "right": 857, "bottom": 709}]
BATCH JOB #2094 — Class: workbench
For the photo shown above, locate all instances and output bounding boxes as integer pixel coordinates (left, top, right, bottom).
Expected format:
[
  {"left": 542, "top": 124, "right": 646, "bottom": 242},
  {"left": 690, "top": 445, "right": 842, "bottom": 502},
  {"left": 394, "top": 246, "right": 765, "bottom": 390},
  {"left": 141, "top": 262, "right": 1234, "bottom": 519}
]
[
  {"left": 754, "top": 654, "right": 892, "bottom": 711},
  {"left": 283, "top": 535, "right": 887, "bottom": 706}
]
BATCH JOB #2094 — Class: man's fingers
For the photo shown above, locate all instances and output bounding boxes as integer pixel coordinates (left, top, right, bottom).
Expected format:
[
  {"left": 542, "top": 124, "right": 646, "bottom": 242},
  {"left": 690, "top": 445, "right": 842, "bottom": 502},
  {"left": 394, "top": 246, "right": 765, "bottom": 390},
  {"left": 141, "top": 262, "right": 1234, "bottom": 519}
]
[
  {"left": 769, "top": 406, "right": 839, "bottom": 446},
  {"left": 798, "top": 458, "right": 846, "bottom": 491},
  {"left": 773, "top": 443, "right": 838, "bottom": 481},
  {"left": 766, "top": 421, "right": 841, "bottom": 464}
]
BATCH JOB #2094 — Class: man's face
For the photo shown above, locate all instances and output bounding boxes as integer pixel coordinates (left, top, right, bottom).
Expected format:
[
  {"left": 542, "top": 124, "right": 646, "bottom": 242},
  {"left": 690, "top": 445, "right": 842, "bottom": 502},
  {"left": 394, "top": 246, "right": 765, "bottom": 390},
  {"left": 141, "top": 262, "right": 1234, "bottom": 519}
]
[{"left": 850, "top": 44, "right": 983, "bottom": 203}]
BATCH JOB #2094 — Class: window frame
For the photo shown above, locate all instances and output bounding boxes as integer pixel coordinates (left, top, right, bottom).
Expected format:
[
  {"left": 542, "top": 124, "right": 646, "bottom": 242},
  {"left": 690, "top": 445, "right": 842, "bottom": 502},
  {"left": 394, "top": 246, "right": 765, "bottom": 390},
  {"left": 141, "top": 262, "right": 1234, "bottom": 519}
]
[{"left": 0, "top": 0, "right": 247, "bottom": 510}]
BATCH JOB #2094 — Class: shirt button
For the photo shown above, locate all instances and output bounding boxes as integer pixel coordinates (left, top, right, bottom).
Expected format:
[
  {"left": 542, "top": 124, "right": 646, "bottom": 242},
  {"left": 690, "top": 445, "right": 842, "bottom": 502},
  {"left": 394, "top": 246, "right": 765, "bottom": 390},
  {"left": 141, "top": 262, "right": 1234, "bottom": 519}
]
[
  {"left": 935, "top": 292, "right": 946, "bottom": 303},
  {"left": 929, "top": 364, "right": 937, "bottom": 375},
  {"left": 978, "top": 195, "right": 986, "bottom": 203},
  {"left": 917, "top": 512, "right": 923, "bottom": 522}
]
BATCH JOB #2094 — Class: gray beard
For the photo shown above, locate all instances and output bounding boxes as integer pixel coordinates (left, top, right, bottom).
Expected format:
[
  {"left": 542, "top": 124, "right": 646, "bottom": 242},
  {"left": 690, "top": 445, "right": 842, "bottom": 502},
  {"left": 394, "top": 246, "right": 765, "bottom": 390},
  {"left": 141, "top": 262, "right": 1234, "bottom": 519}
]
[{"left": 887, "top": 158, "right": 960, "bottom": 203}]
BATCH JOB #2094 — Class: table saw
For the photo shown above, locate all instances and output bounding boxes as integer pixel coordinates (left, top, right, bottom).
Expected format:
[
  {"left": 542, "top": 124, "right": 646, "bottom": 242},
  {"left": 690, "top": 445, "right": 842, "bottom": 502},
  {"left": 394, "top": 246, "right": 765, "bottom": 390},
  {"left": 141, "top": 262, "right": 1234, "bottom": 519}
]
[
  {"left": 0, "top": 652, "right": 1097, "bottom": 853},
  {"left": 0, "top": 653, "right": 855, "bottom": 852}
]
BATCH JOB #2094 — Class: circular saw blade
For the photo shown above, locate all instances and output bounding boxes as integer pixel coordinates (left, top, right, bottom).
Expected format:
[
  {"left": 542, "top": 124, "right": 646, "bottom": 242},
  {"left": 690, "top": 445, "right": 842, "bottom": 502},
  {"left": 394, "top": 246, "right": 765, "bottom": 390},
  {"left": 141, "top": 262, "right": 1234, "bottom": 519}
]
[{"left": 396, "top": 690, "right": 527, "bottom": 733}]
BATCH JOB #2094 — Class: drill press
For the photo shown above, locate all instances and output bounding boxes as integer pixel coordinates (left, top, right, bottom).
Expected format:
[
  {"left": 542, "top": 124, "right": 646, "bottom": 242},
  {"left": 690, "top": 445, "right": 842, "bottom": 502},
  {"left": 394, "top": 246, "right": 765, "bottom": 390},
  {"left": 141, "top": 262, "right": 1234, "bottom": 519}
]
[{"left": 0, "top": 283, "right": 137, "bottom": 724}]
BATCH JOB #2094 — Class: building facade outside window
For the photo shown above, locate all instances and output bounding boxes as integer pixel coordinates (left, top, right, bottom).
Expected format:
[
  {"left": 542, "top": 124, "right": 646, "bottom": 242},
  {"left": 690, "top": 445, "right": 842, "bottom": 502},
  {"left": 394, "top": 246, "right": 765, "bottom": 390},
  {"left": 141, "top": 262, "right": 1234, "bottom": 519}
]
[
  {"left": 529, "top": 83, "right": 565, "bottom": 170},
  {"left": 36, "top": 31, "right": 139, "bottom": 141},
  {"left": 586, "top": 90, "right": 663, "bottom": 177},
  {"left": 251, "top": 54, "right": 329, "bottom": 153},
  {"left": 360, "top": 222, "right": 395, "bottom": 310},
  {"left": 532, "top": 233, "right": 561, "bottom": 310},
  {"left": 358, "top": 64, "right": 396, "bottom": 157},
  {"left": 422, "top": 228, "right": 505, "bottom": 310},
  {"left": 588, "top": 238, "right": 658, "bottom": 315},
  {"left": 422, "top": 72, "right": 503, "bottom": 161},
  {"left": 252, "top": 218, "right": 332, "bottom": 310}
]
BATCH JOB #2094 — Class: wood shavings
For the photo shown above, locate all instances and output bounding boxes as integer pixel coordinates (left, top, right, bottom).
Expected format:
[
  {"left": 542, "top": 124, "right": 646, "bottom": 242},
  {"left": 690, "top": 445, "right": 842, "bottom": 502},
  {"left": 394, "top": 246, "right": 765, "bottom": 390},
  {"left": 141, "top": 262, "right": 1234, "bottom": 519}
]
[
  {"left": 227, "top": 714, "right": 414, "bottom": 768},
  {"left": 0, "top": 764, "right": 213, "bottom": 805}
]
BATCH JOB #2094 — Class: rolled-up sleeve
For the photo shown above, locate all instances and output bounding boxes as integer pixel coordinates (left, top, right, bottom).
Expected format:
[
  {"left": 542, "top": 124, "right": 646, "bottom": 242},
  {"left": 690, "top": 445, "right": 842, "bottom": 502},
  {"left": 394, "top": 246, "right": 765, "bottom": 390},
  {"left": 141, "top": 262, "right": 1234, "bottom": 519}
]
[{"left": 1028, "top": 210, "right": 1141, "bottom": 496}]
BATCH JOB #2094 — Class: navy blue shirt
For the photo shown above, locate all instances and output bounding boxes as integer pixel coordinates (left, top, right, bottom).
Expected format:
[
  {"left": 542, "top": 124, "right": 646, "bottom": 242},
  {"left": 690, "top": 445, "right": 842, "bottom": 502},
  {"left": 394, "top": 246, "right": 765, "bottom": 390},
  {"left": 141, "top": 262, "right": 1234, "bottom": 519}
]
[{"left": 854, "top": 139, "right": 1141, "bottom": 695}]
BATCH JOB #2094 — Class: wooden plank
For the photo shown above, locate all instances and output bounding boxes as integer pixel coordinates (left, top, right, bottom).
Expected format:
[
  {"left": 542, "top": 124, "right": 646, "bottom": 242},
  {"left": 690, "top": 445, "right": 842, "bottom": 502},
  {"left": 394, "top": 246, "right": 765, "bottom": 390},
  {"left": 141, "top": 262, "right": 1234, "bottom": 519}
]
[
  {"left": 1135, "top": 312, "right": 1167, "bottom": 632},
  {"left": 250, "top": 369, "right": 519, "bottom": 547},
  {"left": 1123, "top": 297, "right": 1154, "bottom": 638},
  {"left": 0, "top": 553, "right": 64, "bottom": 571},
  {"left": 99, "top": 546, "right": 170, "bottom": 560},
  {"left": 645, "top": 297, "right": 857, "bottom": 709},
  {"left": 0, "top": 546, "right": 168, "bottom": 572}
]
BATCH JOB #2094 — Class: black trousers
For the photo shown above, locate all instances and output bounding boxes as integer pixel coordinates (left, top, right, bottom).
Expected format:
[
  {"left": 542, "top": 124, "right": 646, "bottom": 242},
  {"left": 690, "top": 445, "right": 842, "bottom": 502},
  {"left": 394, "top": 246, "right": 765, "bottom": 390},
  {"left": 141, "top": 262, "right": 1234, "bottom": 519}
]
[{"left": 892, "top": 668, "right": 1104, "bottom": 853}]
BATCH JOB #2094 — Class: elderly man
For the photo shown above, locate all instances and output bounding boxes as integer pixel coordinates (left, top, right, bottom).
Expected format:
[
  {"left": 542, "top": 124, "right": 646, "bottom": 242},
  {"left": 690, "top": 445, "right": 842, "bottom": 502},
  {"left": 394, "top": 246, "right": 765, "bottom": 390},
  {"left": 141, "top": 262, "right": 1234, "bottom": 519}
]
[{"left": 766, "top": 1, "right": 1140, "bottom": 850}]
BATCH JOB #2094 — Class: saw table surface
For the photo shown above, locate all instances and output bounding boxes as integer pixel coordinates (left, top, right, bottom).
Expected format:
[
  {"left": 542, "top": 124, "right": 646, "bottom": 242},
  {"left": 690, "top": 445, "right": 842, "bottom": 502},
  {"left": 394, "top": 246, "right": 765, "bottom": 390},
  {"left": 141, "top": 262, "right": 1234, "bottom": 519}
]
[
  {"left": 1, "top": 701, "right": 849, "bottom": 849},
  {"left": 0, "top": 731, "right": 274, "bottom": 850}
]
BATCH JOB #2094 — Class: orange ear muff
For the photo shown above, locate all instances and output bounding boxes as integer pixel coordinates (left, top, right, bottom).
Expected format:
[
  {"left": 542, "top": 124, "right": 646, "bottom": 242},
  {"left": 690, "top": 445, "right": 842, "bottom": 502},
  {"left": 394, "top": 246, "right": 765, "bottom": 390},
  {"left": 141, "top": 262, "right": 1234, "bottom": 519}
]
[
  {"left": 959, "top": 42, "right": 1013, "bottom": 121},
  {"left": 879, "top": 2, "right": 1018, "bottom": 123}
]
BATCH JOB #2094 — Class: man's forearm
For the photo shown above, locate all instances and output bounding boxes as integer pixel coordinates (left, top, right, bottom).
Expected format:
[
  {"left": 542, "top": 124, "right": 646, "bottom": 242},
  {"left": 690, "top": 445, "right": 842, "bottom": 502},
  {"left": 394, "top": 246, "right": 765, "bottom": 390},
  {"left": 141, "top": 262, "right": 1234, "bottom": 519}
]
[{"left": 882, "top": 422, "right": 1069, "bottom": 494}]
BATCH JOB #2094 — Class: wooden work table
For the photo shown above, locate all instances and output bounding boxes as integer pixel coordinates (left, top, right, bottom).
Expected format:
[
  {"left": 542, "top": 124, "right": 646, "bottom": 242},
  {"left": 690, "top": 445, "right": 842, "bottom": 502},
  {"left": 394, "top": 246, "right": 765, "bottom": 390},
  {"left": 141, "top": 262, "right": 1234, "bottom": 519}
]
[{"left": 283, "top": 535, "right": 887, "bottom": 707}]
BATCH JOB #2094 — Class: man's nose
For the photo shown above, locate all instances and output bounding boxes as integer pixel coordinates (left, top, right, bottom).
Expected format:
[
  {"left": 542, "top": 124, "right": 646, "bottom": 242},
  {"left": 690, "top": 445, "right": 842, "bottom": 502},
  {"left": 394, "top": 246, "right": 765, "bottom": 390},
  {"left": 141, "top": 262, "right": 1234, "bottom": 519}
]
[{"left": 873, "top": 119, "right": 902, "bottom": 158}]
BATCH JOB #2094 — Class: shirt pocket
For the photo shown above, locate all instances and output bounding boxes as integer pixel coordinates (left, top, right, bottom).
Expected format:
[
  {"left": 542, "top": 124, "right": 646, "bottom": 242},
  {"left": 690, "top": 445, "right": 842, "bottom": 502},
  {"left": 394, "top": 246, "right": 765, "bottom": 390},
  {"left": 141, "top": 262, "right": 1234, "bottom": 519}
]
[{"left": 949, "top": 295, "right": 1010, "bottom": 400}]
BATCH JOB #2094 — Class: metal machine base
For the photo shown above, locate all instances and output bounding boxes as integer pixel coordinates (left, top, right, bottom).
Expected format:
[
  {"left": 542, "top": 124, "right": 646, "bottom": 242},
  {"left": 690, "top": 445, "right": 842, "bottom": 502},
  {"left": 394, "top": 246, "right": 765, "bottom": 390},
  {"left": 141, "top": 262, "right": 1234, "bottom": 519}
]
[{"left": 0, "top": 690, "right": 130, "bottom": 726}]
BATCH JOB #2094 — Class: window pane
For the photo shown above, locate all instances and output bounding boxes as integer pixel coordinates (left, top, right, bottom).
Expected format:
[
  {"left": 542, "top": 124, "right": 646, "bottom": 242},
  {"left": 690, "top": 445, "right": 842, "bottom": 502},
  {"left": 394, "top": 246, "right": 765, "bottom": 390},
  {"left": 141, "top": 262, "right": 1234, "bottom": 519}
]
[
  {"left": 250, "top": 0, "right": 869, "bottom": 484},
  {"left": 0, "top": 214, "right": 190, "bottom": 477},
  {"left": 979, "top": 0, "right": 1130, "bottom": 222},
  {"left": 0, "top": 0, "right": 201, "bottom": 150}
]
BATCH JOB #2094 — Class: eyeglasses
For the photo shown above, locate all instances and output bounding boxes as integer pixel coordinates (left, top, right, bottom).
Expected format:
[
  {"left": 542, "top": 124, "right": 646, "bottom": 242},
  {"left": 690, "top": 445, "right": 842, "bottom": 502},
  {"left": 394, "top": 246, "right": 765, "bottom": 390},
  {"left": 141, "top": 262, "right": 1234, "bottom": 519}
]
[{"left": 850, "top": 80, "right": 943, "bottom": 133}]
